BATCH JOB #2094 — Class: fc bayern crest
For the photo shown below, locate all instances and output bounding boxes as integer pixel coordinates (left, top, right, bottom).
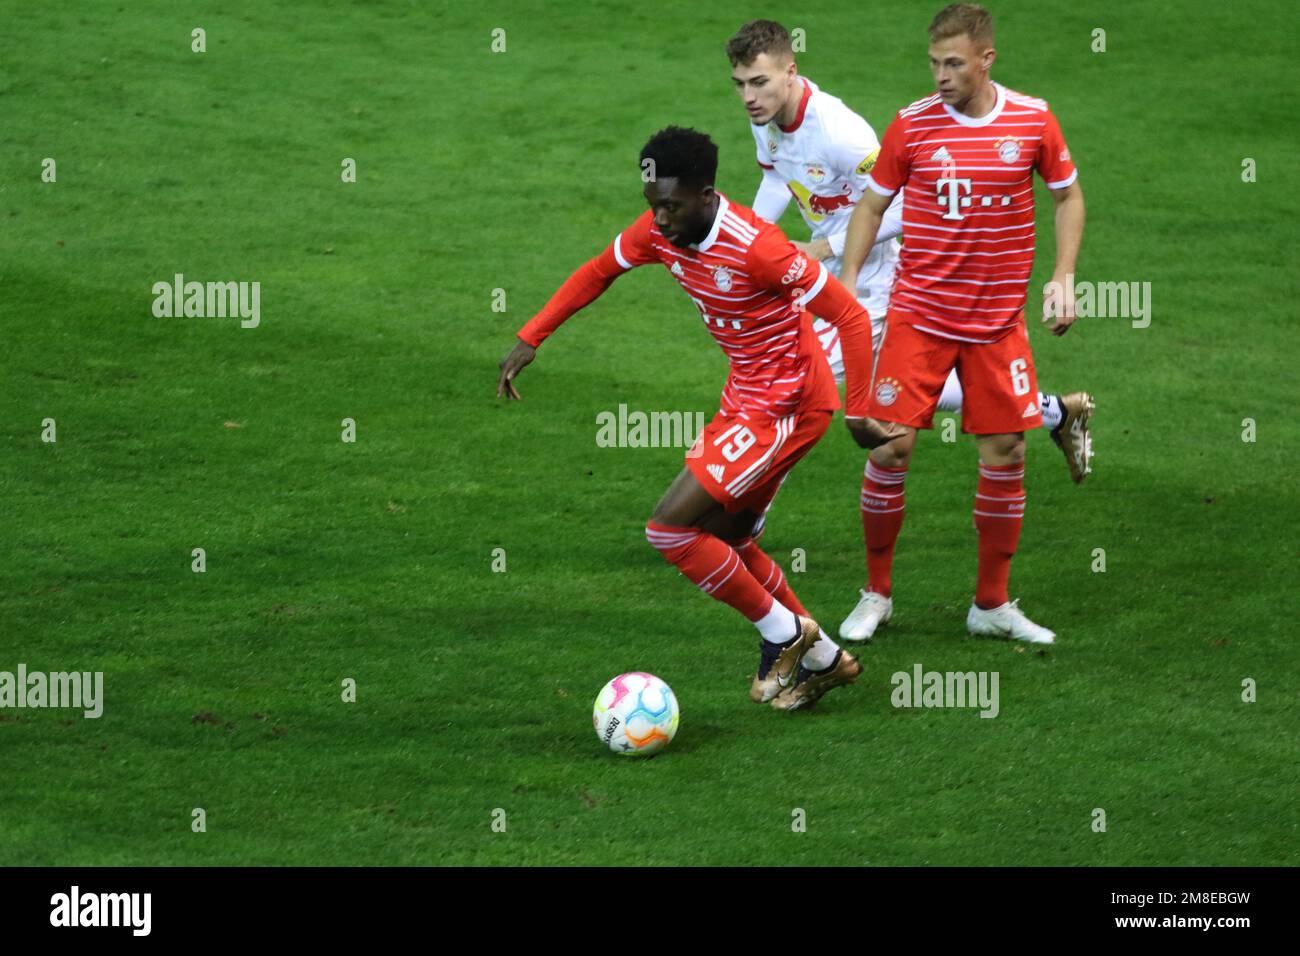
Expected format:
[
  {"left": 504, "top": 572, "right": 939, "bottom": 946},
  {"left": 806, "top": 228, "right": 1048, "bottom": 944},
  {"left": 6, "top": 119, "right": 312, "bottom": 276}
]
[
  {"left": 713, "top": 267, "right": 734, "bottom": 292},
  {"left": 875, "top": 377, "right": 901, "bottom": 407},
  {"left": 996, "top": 137, "right": 1022, "bottom": 164}
]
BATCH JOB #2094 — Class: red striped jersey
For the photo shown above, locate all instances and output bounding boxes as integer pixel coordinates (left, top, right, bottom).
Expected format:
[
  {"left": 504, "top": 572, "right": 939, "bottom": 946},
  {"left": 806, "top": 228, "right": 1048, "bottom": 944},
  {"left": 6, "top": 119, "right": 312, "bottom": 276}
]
[
  {"left": 865, "top": 82, "right": 1078, "bottom": 343},
  {"left": 522, "top": 194, "right": 842, "bottom": 419}
]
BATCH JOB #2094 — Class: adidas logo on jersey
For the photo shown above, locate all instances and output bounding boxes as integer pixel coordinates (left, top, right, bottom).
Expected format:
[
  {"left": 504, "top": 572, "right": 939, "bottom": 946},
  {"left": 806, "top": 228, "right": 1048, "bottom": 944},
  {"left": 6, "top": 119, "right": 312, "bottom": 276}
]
[
  {"left": 1022, "top": 401, "right": 1039, "bottom": 417},
  {"left": 671, "top": 262, "right": 684, "bottom": 277},
  {"left": 932, "top": 146, "right": 952, "bottom": 162},
  {"left": 706, "top": 464, "right": 725, "bottom": 483}
]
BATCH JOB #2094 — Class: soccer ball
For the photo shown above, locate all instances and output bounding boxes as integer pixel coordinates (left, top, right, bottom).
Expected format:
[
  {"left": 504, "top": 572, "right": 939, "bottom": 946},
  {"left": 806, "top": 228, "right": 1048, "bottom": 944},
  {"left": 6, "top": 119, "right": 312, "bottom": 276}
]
[{"left": 592, "top": 672, "right": 679, "bottom": 757}]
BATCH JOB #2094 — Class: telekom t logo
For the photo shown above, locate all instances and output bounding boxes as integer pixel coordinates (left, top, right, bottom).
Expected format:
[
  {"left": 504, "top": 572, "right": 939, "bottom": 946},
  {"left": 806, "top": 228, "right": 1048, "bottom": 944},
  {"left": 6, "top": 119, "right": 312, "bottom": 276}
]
[{"left": 936, "top": 176, "right": 972, "bottom": 220}]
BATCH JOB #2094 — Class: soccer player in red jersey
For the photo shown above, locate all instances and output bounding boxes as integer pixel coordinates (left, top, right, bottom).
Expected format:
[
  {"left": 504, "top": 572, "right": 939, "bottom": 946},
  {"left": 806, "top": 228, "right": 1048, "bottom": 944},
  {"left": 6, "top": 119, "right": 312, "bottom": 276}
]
[
  {"left": 497, "top": 127, "right": 885, "bottom": 710},
  {"left": 839, "top": 4, "right": 1088, "bottom": 644}
]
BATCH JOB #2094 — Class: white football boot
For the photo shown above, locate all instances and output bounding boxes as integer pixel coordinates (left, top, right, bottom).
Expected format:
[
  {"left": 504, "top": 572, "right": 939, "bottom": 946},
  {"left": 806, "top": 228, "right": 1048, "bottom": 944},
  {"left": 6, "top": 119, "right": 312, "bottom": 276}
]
[
  {"left": 966, "top": 599, "right": 1056, "bottom": 645},
  {"left": 839, "top": 589, "right": 893, "bottom": 642}
]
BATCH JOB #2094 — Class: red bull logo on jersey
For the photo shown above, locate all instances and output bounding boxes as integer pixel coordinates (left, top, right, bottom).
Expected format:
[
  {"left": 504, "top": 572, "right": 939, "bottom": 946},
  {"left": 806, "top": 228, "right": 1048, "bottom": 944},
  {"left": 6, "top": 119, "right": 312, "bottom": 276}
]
[
  {"left": 807, "top": 192, "right": 853, "bottom": 216},
  {"left": 805, "top": 164, "right": 826, "bottom": 184},
  {"left": 996, "top": 136, "right": 1022, "bottom": 164}
]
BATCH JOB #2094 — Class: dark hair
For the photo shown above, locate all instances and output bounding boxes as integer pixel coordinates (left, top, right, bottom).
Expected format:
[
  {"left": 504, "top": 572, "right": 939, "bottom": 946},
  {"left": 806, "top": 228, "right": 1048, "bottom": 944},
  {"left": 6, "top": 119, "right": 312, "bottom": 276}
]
[
  {"left": 726, "top": 19, "right": 794, "bottom": 67},
  {"left": 929, "top": 3, "right": 994, "bottom": 47},
  {"left": 639, "top": 126, "right": 718, "bottom": 189}
]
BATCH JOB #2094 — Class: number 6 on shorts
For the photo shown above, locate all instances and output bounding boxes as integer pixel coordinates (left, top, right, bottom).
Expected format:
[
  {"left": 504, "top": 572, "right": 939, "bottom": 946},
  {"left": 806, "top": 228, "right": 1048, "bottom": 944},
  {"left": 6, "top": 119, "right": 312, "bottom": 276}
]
[{"left": 1009, "top": 358, "right": 1031, "bottom": 396}]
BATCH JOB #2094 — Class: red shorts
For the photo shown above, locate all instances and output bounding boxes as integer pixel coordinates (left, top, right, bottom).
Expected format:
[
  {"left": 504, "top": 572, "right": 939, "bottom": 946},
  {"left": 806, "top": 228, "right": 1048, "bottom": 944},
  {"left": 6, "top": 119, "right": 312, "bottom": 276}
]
[
  {"left": 686, "top": 407, "right": 832, "bottom": 514},
  {"left": 868, "top": 315, "right": 1043, "bottom": 434}
]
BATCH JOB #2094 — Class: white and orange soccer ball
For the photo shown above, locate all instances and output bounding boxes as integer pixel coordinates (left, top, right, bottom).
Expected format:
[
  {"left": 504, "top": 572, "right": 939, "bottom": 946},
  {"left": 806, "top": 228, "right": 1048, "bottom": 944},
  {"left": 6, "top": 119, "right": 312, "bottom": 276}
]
[{"left": 592, "top": 672, "right": 679, "bottom": 757}]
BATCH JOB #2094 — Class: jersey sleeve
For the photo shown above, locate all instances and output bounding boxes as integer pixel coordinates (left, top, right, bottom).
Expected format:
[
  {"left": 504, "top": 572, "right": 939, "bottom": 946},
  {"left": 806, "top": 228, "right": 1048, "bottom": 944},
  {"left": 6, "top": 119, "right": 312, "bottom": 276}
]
[
  {"left": 824, "top": 102, "right": 884, "bottom": 194},
  {"left": 516, "top": 212, "right": 656, "bottom": 347},
  {"left": 876, "top": 190, "right": 905, "bottom": 244},
  {"left": 752, "top": 123, "right": 775, "bottom": 171},
  {"left": 1036, "top": 109, "right": 1078, "bottom": 189},
  {"left": 747, "top": 225, "right": 873, "bottom": 418},
  {"left": 610, "top": 209, "right": 659, "bottom": 269},
  {"left": 752, "top": 166, "right": 793, "bottom": 224},
  {"left": 746, "top": 224, "right": 827, "bottom": 309},
  {"left": 822, "top": 104, "right": 887, "bottom": 257},
  {"left": 863, "top": 112, "right": 910, "bottom": 197}
]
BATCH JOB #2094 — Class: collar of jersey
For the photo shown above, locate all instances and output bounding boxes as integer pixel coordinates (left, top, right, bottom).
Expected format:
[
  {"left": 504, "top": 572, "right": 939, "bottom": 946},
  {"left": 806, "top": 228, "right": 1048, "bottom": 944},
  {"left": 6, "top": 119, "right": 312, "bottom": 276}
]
[
  {"left": 777, "top": 78, "right": 813, "bottom": 133},
  {"left": 942, "top": 81, "right": 1006, "bottom": 127},
  {"left": 692, "top": 194, "right": 730, "bottom": 253}
]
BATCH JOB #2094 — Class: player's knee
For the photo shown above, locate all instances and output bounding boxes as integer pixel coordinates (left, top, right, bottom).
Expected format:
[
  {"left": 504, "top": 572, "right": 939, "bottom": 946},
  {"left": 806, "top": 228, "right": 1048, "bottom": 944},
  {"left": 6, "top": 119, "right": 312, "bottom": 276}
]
[
  {"left": 702, "top": 509, "right": 758, "bottom": 544},
  {"left": 870, "top": 427, "right": 915, "bottom": 468},
  {"left": 981, "top": 433, "right": 1025, "bottom": 465},
  {"left": 648, "top": 503, "right": 677, "bottom": 528}
]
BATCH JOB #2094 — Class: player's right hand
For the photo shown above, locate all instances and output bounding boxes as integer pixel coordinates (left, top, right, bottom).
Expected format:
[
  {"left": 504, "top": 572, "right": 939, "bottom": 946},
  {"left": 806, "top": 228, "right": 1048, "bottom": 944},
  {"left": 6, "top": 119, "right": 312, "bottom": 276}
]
[
  {"left": 845, "top": 416, "right": 906, "bottom": 449},
  {"left": 497, "top": 339, "right": 536, "bottom": 400}
]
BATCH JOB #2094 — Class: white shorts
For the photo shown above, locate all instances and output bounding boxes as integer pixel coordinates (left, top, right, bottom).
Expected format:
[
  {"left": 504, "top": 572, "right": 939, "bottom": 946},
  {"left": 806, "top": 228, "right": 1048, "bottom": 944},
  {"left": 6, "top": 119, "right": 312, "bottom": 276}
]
[{"left": 818, "top": 244, "right": 896, "bottom": 385}]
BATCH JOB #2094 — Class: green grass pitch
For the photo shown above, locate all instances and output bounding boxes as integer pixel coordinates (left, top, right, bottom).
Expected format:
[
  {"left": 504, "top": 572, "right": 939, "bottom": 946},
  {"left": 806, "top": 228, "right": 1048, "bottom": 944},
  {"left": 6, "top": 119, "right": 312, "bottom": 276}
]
[{"left": 2, "top": 0, "right": 1296, "bottom": 866}]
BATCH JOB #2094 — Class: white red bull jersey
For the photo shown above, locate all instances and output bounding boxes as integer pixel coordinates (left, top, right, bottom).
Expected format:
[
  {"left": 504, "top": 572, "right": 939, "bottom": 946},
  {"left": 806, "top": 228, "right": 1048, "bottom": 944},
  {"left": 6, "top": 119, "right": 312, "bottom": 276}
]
[{"left": 749, "top": 76, "right": 902, "bottom": 313}]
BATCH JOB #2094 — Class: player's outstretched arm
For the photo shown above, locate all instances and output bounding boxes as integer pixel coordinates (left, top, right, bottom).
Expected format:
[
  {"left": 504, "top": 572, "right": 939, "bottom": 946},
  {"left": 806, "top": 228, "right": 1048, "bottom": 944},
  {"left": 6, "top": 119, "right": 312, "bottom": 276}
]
[
  {"left": 838, "top": 188, "right": 892, "bottom": 290},
  {"left": 496, "top": 339, "right": 536, "bottom": 401},
  {"left": 495, "top": 243, "right": 630, "bottom": 400},
  {"left": 1043, "top": 180, "right": 1086, "bottom": 337}
]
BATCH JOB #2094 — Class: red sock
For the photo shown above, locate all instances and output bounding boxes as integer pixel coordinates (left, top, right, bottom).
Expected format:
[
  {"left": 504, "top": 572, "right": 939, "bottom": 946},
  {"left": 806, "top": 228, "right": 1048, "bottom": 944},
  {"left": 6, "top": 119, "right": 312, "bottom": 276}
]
[
  {"left": 645, "top": 522, "right": 774, "bottom": 622},
  {"left": 861, "top": 460, "right": 907, "bottom": 598},
  {"left": 974, "top": 462, "right": 1025, "bottom": 608},
  {"left": 733, "top": 538, "right": 809, "bottom": 616}
]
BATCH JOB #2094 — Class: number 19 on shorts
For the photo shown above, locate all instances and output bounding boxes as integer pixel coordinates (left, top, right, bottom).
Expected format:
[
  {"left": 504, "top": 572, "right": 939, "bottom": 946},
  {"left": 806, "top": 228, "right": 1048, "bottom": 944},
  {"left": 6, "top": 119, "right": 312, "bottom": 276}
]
[{"left": 714, "top": 423, "right": 757, "bottom": 462}]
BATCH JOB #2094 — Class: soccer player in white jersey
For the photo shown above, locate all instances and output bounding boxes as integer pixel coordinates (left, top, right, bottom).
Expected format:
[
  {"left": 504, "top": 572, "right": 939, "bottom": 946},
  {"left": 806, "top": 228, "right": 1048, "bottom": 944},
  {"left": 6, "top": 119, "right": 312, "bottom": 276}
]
[{"left": 725, "top": 19, "right": 1095, "bottom": 642}]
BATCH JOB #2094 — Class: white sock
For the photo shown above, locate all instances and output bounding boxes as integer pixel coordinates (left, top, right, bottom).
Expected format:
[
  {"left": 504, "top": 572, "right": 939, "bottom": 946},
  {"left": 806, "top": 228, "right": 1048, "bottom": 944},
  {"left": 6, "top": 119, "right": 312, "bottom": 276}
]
[
  {"left": 802, "top": 629, "right": 840, "bottom": 670},
  {"left": 1039, "top": 392, "right": 1062, "bottom": 429},
  {"left": 937, "top": 368, "right": 963, "bottom": 412},
  {"left": 755, "top": 601, "right": 798, "bottom": 643}
]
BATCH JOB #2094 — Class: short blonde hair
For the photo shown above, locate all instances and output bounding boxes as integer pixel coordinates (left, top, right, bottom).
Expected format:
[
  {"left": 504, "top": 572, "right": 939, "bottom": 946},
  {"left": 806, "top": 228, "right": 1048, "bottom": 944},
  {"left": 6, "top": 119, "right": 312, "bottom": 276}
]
[{"left": 928, "top": 4, "right": 994, "bottom": 48}]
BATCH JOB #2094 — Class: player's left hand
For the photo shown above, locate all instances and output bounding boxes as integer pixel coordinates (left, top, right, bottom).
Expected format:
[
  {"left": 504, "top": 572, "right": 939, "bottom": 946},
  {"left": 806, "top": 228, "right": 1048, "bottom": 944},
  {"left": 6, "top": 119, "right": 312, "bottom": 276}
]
[
  {"left": 1043, "top": 273, "right": 1078, "bottom": 336},
  {"left": 497, "top": 339, "right": 536, "bottom": 400},
  {"left": 792, "top": 238, "right": 833, "bottom": 261}
]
